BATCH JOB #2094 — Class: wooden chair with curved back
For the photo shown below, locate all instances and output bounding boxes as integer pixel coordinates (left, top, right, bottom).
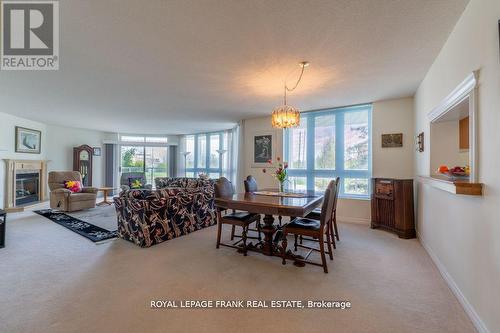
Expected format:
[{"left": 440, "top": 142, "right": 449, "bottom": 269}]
[
  {"left": 215, "top": 177, "right": 261, "bottom": 256},
  {"left": 305, "top": 177, "right": 340, "bottom": 248},
  {"left": 281, "top": 179, "right": 336, "bottom": 273},
  {"left": 242, "top": 175, "right": 283, "bottom": 227}
]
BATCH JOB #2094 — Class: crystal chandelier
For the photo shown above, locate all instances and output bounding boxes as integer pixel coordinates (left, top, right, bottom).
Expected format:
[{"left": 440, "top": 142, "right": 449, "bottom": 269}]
[{"left": 271, "top": 61, "right": 309, "bottom": 129}]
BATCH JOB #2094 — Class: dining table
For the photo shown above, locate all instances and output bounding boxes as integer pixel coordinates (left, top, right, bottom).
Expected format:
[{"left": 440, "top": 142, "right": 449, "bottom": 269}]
[{"left": 214, "top": 189, "right": 323, "bottom": 262}]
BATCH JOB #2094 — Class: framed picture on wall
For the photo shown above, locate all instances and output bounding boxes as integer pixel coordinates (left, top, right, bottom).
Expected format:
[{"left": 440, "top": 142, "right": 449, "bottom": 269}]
[
  {"left": 381, "top": 133, "right": 403, "bottom": 148},
  {"left": 15, "top": 126, "right": 41, "bottom": 154},
  {"left": 93, "top": 147, "right": 102, "bottom": 156},
  {"left": 252, "top": 133, "right": 274, "bottom": 167}
]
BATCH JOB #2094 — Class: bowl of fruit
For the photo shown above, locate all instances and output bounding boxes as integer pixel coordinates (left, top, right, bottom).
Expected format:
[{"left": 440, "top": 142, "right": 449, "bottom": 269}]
[{"left": 437, "top": 165, "right": 470, "bottom": 179}]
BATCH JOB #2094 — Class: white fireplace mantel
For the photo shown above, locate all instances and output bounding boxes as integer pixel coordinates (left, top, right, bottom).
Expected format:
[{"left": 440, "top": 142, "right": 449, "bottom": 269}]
[{"left": 3, "top": 159, "right": 50, "bottom": 212}]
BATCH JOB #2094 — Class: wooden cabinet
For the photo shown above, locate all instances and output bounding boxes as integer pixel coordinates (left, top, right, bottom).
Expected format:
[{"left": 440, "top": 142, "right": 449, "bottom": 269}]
[
  {"left": 371, "top": 178, "right": 415, "bottom": 239},
  {"left": 459, "top": 116, "right": 469, "bottom": 150},
  {"left": 73, "top": 145, "right": 93, "bottom": 186}
]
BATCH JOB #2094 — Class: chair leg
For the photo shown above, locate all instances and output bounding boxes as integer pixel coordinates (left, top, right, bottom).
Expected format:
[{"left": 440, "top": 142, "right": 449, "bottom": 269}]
[
  {"left": 278, "top": 215, "right": 282, "bottom": 226},
  {"left": 281, "top": 232, "right": 288, "bottom": 265},
  {"left": 319, "top": 234, "right": 328, "bottom": 273},
  {"left": 299, "top": 235, "right": 303, "bottom": 244},
  {"left": 216, "top": 221, "right": 222, "bottom": 249},
  {"left": 257, "top": 216, "right": 262, "bottom": 241},
  {"left": 241, "top": 226, "right": 248, "bottom": 256},
  {"left": 330, "top": 221, "right": 336, "bottom": 249},
  {"left": 326, "top": 230, "right": 334, "bottom": 261},
  {"left": 230, "top": 225, "right": 236, "bottom": 240},
  {"left": 294, "top": 234, "right": 298, "bottom": 251},
  {"left": 334, "top": 219, "right": 340, "bottom": 241}
]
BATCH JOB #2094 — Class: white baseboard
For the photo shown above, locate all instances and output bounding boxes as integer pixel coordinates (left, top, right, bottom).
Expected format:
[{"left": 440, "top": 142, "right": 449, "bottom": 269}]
[
  {"left": 337, "top": 216, "right": 370, "bottom": 225},
  {"left": 417, "top": 231, "right": 489, "bottom": 333}
]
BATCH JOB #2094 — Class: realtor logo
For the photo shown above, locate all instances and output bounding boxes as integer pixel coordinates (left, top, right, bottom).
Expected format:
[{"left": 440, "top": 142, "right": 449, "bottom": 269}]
[{"left": 1, "top": 0, "right": 59, "bottom": 70}]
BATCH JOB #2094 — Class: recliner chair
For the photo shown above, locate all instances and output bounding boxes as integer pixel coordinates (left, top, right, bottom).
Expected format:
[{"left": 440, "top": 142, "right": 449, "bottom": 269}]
[{"left": 48, "top": 171, "right": 98, "bottom": 212}]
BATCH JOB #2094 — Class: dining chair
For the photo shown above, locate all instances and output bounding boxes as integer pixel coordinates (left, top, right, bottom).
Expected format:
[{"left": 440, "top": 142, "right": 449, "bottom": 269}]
[
  {"left": 305, "top": 177, "right": 340, "bottom": 247},
  {"left": 228, "top": 175, "right": 263, "bottom": 242},
  {"left": 215, "top": 177, "right": 261, "bottom": 256},
  {"left": 241, "top": 175, "right": 283, "bottom": 227},
  {"left": 281, "top": 179, "right": 336, "bottom": 273}
]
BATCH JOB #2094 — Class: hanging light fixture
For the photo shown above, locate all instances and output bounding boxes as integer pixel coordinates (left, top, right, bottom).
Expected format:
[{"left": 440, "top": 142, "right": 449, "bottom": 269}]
[{"left": 271, "top": 61, "right": 309, "bottom": 129}]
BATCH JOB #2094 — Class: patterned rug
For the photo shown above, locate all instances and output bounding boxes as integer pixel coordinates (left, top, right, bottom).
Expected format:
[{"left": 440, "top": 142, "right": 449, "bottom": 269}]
[{"left": 35, "top": 209, "right": 118, "bottom": 243}]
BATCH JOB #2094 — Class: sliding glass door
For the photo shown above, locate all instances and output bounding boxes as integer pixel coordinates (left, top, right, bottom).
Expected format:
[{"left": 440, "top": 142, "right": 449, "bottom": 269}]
[
  {"left": 120, "top": 145, "right": 168, "bottom": 186},
  {"left": 144, "top": 146, "right": 168, "bottom": 185}
]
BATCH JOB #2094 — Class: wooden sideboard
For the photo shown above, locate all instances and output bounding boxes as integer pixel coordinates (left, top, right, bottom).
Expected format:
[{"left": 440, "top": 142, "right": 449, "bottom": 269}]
[{"left": 371, "top": 178, "right": 415, "bottom": 239}]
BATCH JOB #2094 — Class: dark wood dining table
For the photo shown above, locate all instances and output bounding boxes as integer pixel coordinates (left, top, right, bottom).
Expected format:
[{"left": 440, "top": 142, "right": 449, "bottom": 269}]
[{"left": 214, "top": 189, "right": 323, "bottom": 259}]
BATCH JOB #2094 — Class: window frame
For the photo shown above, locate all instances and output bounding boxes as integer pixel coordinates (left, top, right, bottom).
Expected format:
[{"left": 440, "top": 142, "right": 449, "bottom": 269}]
[
  {"left": 284, "top": 104, "right": 372, "bottom": 199},
  {"left": 185, "top": 131, "right": 224, "bottom": 178}
]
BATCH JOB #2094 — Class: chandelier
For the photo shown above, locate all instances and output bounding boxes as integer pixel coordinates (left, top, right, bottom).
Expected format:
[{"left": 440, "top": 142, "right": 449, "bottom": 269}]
[{"left": 271, "top": 61, "right": 309, "bottom": 129}]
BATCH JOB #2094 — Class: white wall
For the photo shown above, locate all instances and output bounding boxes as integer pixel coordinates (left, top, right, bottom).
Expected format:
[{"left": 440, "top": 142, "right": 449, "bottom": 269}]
[
  {"left": 0, "top": 112, "right": 48, "bottom": 208},
  {"left": 45, "top": 125, "right": 108, "bottom": 188},
  {"left": 414, "top": 0, "right": 500, "bottom": 331},
  {"left": 0, "top": 111, "right": 110, "bottom": 209},
  {"left": 241, "top": 97, "right": 414, "bottom": 223}
]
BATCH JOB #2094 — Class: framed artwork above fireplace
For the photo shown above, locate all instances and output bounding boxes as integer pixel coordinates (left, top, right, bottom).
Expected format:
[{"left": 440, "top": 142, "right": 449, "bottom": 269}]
[{"left": 15, "top": 126, "right": 41, "bottom": 154}]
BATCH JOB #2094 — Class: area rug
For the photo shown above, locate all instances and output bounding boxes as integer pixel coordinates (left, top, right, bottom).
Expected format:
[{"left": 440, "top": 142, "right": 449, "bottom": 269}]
[{"left": 35, "top": 209, "right": 118, "bottom": 243}]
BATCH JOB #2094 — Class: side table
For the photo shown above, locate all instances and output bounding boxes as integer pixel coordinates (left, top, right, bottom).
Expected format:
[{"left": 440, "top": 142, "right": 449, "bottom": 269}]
[{"left": 97, "top": 187, "right": 115, "bottom": 206}]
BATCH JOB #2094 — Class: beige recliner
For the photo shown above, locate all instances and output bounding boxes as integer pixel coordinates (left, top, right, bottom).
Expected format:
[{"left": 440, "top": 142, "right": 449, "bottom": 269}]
[{"left": 48, "top": 171, "right": 98, "bottom": 212}]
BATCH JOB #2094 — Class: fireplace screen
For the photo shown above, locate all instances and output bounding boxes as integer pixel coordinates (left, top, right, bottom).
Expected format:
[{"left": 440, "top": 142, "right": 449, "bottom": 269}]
[{"left": 16, "top": 172, "right": 40, "bottom": 206}]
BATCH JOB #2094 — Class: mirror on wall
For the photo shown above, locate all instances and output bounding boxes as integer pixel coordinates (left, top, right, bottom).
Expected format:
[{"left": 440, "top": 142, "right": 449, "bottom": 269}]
[{"left": 428, "top": 72, "right": 477, "bottom": 183}]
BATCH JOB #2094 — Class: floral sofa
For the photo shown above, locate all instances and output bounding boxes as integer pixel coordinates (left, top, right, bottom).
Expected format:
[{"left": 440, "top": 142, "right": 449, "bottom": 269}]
[
  {"left": 155, "top": 177, "right": 215, "bottom": 190},
  {"left": 113, "top": 178, "right": 215, "bottom": 247}
]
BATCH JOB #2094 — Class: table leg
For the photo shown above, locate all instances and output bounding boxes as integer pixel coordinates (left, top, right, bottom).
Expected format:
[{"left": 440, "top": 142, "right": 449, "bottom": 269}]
[
  {"left": 261, "top": 214, "right": 276, "bottom": 256},
  {"left": 97, "top": 190, "right": 112, "bottom": 206}
]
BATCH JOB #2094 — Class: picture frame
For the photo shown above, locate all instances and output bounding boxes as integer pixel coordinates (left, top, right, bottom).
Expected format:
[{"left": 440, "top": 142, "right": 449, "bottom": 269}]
[
  {"left": 15, "top": 126, "right": 41, "bottom": 154},
  {"left": 381, "top": 133, "right": 403, "bottom": 148},
  {"left": 416, "top": 132, "right": 424, "bottom": 152},
  {"left": 93, "top": 147, "right": 102, "bottom": 156},
  {"left": 251, "top": 132, "right": 274, "bottom": 167}
]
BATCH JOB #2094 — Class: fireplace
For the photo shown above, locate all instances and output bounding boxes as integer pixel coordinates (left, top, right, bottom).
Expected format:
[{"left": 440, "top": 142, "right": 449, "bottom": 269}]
[
  {"left": 16, "top": 171, "right": 40, "bottom": 206},
  {"left": 3, "top": 159, "right": 48, "bottom": 212}
]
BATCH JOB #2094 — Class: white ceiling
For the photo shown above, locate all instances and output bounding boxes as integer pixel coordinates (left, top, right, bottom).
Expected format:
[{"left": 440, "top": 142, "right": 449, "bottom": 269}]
[{"left": 0, "top": 0, "right": 469, "bottom": 135}]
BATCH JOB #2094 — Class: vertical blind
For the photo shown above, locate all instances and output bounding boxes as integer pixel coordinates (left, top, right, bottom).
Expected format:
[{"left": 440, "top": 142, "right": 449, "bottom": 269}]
[{"left": 284, "top": 104, "right": 372, "bottom": 198}]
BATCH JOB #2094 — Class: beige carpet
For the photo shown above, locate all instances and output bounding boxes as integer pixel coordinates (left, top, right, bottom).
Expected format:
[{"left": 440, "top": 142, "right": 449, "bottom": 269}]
[{"left": 0, "top": 208, "right": 475, "bottom": 333}]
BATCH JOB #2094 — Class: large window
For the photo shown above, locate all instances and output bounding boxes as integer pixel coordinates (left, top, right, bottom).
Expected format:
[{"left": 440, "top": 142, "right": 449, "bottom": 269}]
[
  {"left": 119, "top": 135, "right": 170, "bottom": 186},
  {"left": 185, "top": 132, "right": 225, "bottom": 178},
  {"left": 284, "top": 104, "right": 372, "bottom": 198},
  {"left": 120, "top": 146, "right": 169, "bottom": 185}
]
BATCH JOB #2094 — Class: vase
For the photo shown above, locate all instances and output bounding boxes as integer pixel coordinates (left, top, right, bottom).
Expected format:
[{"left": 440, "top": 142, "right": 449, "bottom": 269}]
[{"left": 279, "top": 182, "right": 284, "bottom": 193}]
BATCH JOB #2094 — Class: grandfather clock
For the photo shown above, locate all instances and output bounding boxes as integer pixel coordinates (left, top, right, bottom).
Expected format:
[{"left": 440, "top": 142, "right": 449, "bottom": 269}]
[{"left": 73, "top": 145, "right": 93, "bottom": 186}]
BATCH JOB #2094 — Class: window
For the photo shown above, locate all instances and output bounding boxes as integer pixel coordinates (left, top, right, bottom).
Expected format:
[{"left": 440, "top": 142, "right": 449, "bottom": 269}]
[
  {"left": 120, "top": 146, "right": 169, "bottom": 185},
  {"left": 185, "top": 132, "right": 224, "bottom": 178},
  {"left": 284, "top": 104, "right": 372, "bottom": 198},
  {"left": 120, "top": 135, "right": 169, "bottom": 144}
]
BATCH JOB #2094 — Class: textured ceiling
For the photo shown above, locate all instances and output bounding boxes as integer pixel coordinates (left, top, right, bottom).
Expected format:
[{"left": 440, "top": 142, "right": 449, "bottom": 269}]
[{"left": 0, "top": 0, "right": 469, "bottom": 134}]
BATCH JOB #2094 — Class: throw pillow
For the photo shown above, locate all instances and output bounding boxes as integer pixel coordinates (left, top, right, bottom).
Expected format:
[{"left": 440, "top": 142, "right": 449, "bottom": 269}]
[
  {"left": 64, "top": 180, "right": 82, "bottom": 193},
  {"left": 128, "top": 177, "right": 144, "bottom": 189}
]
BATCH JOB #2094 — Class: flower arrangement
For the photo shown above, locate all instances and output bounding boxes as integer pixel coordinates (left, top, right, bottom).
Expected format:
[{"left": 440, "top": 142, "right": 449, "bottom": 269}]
[{"left": 262, "top": 157, "right": 288, "bottom": 192}]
